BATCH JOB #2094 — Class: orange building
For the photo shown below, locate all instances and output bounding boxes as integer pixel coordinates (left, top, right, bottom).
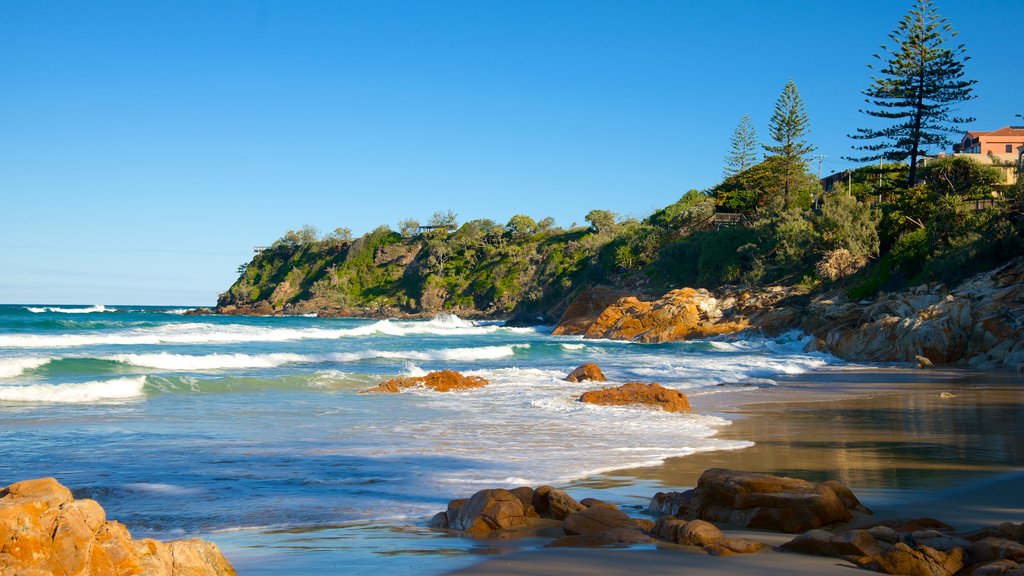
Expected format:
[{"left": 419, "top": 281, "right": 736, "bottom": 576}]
[{"left": 954, "top": 126, "right": 1024, "bottom": 155}]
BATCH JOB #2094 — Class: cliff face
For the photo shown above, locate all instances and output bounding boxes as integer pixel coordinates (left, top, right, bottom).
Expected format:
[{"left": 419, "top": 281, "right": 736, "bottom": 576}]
[{"left": 214, "top": 225, "right": 625, "bottom": 321}]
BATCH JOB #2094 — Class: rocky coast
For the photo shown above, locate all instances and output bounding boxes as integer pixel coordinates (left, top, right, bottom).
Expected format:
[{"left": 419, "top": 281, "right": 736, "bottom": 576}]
[{"left": 553, "top": 257, "right": 1024, "bottom": 369}]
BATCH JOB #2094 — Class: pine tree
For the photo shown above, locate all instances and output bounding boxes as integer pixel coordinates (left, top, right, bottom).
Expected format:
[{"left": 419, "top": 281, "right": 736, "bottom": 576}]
[
  {"left": 764, "top": 80, "right": 815, "bottom": 207},
  {"left": 848, "top": 0, "right": 975, "bottom": 187},
  {"left": 723, "top": 115, "right": 758, "bottom": 178}
]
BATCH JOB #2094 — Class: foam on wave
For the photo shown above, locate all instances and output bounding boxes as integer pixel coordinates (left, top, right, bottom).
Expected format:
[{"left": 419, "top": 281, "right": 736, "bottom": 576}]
[
  {"left": 0, "top": 376, "right": 146, "bottom": 403},
  {"left": 0, "top": 357, "right": 52, "bottom": 378},
  {"left": 0, "top": 314, "right": 533, "bottom": 349},
  {"left": 25, "top": 305, "right": 114, "bottom": 314},
  {"left": 103, "top": 345, "right": 527, "bottom": 371}
]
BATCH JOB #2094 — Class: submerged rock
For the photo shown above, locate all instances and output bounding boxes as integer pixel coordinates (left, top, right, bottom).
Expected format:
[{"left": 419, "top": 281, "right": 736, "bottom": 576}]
[
  {"left": 364, "top": 370, "right": 488, "bottom": 393},
  {"left": 578, "top": 382, "right": 691, "bottom": 413},
  {"left": 0, "top": 477, "right": 235, "bottom": 576}
]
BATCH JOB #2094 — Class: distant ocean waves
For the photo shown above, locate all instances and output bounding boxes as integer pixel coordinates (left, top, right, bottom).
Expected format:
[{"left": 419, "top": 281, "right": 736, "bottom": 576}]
[{"left": 0, "top": 305, "right": 843, "bottom": 536}]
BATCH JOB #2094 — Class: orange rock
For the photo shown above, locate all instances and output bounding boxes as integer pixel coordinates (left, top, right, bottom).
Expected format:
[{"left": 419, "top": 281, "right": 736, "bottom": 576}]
[
  {"left": 551, "top": 287, "right": 631, "bottom": 336},
  {"left": 564, "top": 363, "right": 606, "bottom": 383},
  {"left": 0, "top": 477, "right": 235, "bottom": 576},
  {"left": 579, "top": 382, "right": 691, "bottom": 413},
  {"left": 364, "top": 370, "right": 488, "bottom": 393}
]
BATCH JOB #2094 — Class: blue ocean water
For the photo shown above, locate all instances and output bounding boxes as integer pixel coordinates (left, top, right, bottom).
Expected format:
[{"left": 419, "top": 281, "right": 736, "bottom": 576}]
[{"left": 0, "top": 303, "right": 837, "bottom": 570}]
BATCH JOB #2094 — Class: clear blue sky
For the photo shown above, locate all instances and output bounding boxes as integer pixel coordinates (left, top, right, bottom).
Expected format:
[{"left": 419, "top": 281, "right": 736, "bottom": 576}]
[{"left": 1, "top": 0, "right": 1020, "bottom": 305}]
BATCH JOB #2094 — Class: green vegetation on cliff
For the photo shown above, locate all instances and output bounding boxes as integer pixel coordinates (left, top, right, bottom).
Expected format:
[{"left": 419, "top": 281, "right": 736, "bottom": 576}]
[{"left": 219, "top": 1, "right": 1023, "bottom": 318}]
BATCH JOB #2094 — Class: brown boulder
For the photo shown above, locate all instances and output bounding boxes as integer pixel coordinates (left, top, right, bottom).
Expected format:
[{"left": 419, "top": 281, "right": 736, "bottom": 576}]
[
  {"left": 648, "top": 490, "right": 694, "bottom": 516},
  {"left": 684, "top": 469, "right": 863, "bottom": 533},
  {"left": 447, "top": 489, "right": 540, "bottom": 537},
  {"left": 564, "top": 363, "right": 606, "bottom": 383},
  {"left": 871, "top": 542, "right": 965, "bottom": 576},
  {"left": 677, "top": 519, "right": 726, "bottom": 547},
  {"left": 782, "top": 527, "right": 967, "bottom": 576},
  {"left": 562, "top": 504, "right": 634, "bottom": 535},
  {"left": 532, "top": 486, "right": 585, "bottom": 521},
  {"left": 579, "top": 382, "right": 691, "bottom": 413},
  {"left": 364, "top": 370, "right": 488, "bottom": 393},
  {"left": 0, "top": 477, "right": 235, "bottom": 576}
]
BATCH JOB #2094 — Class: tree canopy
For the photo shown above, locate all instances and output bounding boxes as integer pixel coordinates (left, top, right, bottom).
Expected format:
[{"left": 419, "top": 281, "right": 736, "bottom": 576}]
[{"left": 847, "top": 0, "right": 976, "bottom": 186}]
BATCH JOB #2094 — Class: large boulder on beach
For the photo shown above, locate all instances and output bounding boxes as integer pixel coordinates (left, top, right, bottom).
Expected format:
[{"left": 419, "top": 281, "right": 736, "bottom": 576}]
[
  {"left": 532, "top": 486, "right": 585, "bottom": 520},
  {"left": 564, "top": 363, "right": 606, "bottom": 383},
  {"left": 683, "top": 469, "right": 868, "bottom": 533},
  {"left": 579, "top": 382, "right": 691, "bottom": 413},
  {"left": 364, "top": 370, "right": 488, "bottom": 393},
  {"left": 436, "top": 489, "right": 540, "bottom": 537},
  {"left": 0, "top": 477, "right": 235, "bottom": 576},
  {"left": 561, "top": 503, "right": 635, "bottom": 535}
]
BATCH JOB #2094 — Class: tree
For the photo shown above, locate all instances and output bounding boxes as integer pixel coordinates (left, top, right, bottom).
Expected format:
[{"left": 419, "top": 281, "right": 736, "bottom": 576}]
[
  {"left": 398, "top": 219, "right": 420, "bottom": 238},
  {"left": 815, "top": 192, "right": 881, "bottom": 259},
  {"left": 505, "top": 214, "right": 538, "bottom": 240},
  {"left": 585, "top": 210, "right": 617, "bottom": 234},
  {"left": 429, "top": 210, "right": 458, "bottom": 230},
  {"left": 848, "top": 0, "right": 976, "bottom": 186},
  {"left": 920, "top": 156, "right": 1000, "bottom": 199},
  {"left": 764, "top": 80, "right": 815, "bottom": 207},
  {"left": 724, "top": 115, "right": 759, "bottom": 178},
  {"left": 325, "top": 227, "right": 353, "bottom": 243}
]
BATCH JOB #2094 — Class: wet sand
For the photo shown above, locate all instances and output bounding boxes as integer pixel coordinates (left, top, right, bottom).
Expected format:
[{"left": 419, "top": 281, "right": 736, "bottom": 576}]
[{"left": 448, "top": 366, "right": 1024, "bottom": 575}]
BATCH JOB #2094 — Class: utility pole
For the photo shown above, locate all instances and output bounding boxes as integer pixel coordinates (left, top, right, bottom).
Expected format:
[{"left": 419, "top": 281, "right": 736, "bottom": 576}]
[{"left": 814, "top": 155, "right": 827, "bottom": 209}]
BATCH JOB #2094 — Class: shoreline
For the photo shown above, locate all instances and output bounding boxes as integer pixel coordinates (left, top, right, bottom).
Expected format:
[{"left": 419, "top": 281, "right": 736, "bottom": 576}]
[{"left": 442, "top": 364, "right": 1024, "bottom": 575}]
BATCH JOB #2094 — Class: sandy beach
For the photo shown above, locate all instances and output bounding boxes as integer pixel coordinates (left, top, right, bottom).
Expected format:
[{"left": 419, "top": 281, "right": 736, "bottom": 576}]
[{"left": 445, "top": 366, "right": 1024, "bottom": 575}]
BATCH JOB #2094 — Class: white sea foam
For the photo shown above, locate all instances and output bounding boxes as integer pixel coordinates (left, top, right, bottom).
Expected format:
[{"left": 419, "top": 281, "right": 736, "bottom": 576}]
[
  {"left": 0, "top": 376, "right": 146, "bottom": 403},
  {"left": 122, "top": 482, "right": 205, "bottom": 496},
  {"left": 0, "top": 357, "right": 52, "bottom": 378},
  {"left": 103, "top": 345, "right": 526, "bottom": 371},
  {"left": 0, "top": 314, "right": 534, "bottom": 349},
  {"left": 560, "top": 343, "right": 585, "bottom": 350},
  {"left": 25, "top": 305, "right": 113, "bottom": 314}
]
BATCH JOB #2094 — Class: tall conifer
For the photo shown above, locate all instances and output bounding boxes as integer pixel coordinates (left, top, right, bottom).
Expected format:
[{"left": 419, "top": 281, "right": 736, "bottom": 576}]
[
  {"left": 765, "top": 80, "right": 815, "bottom": 160},
  {"left": 848, "top": 0, "right": 975, "bottom": 186},
  {"left": 764, "top": 80, "right": 815, "bottom": 206},
  {"left": 724, "top": 115, "right": 759, "bottom": 178}
]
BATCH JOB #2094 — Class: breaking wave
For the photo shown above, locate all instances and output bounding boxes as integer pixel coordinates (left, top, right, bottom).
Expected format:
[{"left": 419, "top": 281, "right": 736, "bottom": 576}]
[
  {"left": 104, "top": 345, "right": 527, "bottom": 371},
  {"left": 0, "top": 357, "right": 52, "bottom": 378},
  {"left": 0, "top": 315, "right": 536, "bottom": 349},
  {"left": 25, "top": 305, "right": 114, "bottom": 314},
  {"left": 0, "top": 376, "right": 146, "bottom": 403}
]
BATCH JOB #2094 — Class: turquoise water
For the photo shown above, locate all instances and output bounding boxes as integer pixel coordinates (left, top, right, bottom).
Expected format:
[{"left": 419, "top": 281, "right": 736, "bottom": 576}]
[{"left": 0, "top": 304, "right": 837, "bottom": 573}]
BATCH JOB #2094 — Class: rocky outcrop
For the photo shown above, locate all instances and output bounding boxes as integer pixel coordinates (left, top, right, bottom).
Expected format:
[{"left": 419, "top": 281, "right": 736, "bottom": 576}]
[
  {"left": 0, "top": 477, "right": 235, "bottom": 576},
  {"left": 553, "top": 285, "right": 805, "bottom": 343},
  {"left": 801, "top": 258, "right": 1024, "bottom": 367},
  {"left": 781, "top": 521, "right": 1024, "bottom": 576},
  {"left": 551, "top": 258, "right": 1024, "bottom": 367},
  {"left": 363, "top": 370, "right": 488, "bottom": 393},
  {"left": 551, "top": 287, "right": 633, "bottom": 336},
  {"left": 652, "top": 468, "right": 870, "bottom": 533},
  {"left": 564, "top": 363, "right": 606, "bottom": 383},
  {"left": 578, "top": 382, "right": 691, "bottom": 413}
]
